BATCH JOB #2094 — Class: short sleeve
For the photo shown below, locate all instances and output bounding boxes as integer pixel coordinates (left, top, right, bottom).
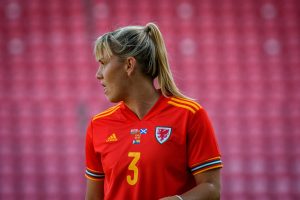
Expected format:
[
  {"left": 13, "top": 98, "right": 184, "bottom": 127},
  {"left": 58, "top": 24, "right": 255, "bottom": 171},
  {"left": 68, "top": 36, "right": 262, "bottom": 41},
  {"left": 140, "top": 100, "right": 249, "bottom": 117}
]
[
  {"left": 85, "top": 121, "right": 105, "bottom": 181},
  {"left": 187, "top": 108, "right": 223, "bottom": 175}
]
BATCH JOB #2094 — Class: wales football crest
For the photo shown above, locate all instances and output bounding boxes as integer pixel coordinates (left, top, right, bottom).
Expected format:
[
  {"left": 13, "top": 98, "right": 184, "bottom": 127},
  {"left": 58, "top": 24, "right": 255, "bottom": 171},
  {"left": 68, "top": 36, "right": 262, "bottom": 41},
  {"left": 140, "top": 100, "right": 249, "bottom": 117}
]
[{"left": 155, "top": 127, "right": 172, "bottom": 144}]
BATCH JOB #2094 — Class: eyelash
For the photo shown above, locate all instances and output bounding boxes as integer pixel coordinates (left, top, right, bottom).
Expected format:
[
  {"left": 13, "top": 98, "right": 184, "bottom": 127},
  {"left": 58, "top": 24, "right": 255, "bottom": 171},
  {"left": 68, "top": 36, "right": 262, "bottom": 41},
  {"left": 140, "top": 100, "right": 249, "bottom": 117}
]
[{"left": 99, "top": 60, "right": 105, "bottom": 66}]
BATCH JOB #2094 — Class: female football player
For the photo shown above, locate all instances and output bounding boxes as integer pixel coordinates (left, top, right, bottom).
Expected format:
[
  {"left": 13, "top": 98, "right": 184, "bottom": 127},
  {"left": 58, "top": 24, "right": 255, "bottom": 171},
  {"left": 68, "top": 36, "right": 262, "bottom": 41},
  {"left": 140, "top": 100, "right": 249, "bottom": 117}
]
[{"left": 85, "top": 22, "right": 222, "bottom": 200}]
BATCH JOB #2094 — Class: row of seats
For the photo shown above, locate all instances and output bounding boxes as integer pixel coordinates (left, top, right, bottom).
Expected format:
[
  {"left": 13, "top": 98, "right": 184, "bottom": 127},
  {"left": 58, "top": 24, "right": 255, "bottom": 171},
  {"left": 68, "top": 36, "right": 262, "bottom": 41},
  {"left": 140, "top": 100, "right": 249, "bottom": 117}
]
[{"left": 1, "top": 0, "right": 299, "bottom": 199}]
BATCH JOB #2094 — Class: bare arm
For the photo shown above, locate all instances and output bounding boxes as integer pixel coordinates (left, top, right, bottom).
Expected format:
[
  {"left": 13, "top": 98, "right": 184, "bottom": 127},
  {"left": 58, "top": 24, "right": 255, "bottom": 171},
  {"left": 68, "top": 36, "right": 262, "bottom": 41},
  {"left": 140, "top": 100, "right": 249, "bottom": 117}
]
[
  {"left": 160, "top": 168, "right": 221, "bottom": 200},
  {"left": 85, "top": 179, "right": 104, "bottom": 200}
]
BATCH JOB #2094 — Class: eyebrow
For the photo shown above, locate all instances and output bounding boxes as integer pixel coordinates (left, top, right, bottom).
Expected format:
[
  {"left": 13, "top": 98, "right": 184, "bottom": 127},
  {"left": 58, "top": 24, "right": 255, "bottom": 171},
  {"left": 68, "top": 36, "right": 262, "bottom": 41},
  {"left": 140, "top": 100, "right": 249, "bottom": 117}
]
[
  {"left": 98, "top": 57, "right": 105, "bottom": 63},
  {"left": 98, "top": 57, "right": 109, "bottom": 64}
]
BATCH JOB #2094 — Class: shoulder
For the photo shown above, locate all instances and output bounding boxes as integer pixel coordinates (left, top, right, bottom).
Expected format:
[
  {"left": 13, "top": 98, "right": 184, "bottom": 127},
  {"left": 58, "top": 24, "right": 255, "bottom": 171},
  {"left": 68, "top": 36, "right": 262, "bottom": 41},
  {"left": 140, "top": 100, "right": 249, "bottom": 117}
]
[
  {"left": 166, "top": 96, "right": 203, "bottom": 114},
  {"left": 92, "top": 103, "right": 122, "bottom": 122}
]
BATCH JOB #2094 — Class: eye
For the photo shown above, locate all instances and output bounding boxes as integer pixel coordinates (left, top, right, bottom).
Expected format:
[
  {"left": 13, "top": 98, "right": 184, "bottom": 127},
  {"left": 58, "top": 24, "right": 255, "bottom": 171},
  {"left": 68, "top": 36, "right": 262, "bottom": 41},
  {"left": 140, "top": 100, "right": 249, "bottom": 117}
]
[
  {"left": 98, "top": 59, "right": 104, "bottom": 65},
  {"left": 98, "top": 61, "right": 106, "bottom": 70}
]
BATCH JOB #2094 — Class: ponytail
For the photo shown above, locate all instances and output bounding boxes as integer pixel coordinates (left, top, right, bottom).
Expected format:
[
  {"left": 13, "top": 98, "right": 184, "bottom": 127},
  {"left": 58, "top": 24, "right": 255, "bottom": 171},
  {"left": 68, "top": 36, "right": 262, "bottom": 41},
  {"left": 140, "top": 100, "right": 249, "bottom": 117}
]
[{"left": 145, "top": 23, "right": 189, "bottom": 99}]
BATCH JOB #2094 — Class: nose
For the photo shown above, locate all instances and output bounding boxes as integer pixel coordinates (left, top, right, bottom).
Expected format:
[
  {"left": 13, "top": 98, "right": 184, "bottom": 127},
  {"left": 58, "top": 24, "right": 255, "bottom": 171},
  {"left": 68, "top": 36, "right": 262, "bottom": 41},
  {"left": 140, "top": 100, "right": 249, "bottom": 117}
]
[{"left": 96, "top": 66, "right": 103, "bottom": 80}]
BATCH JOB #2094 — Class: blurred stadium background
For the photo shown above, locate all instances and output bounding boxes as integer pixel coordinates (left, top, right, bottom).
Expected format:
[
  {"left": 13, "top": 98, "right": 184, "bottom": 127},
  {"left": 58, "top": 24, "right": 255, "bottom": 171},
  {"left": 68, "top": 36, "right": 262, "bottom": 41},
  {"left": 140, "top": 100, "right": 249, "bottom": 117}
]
[{"left": 0, "top": 0, "right": 300, "bottom": 199}]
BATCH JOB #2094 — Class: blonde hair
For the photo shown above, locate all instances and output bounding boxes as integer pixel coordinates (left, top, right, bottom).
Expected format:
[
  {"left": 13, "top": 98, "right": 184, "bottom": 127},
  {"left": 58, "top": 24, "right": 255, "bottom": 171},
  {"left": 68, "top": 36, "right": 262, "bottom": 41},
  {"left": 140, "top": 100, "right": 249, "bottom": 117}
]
[{"left": 94, "top": 22, "right": 189, "bottom": 99}]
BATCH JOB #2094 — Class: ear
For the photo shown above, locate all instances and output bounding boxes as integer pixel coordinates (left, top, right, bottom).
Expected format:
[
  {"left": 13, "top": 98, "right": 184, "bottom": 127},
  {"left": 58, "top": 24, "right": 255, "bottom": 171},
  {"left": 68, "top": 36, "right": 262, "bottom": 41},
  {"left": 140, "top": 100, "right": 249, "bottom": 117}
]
[{"left": 125, "top": 57, "right": 136, "bottom": 76}]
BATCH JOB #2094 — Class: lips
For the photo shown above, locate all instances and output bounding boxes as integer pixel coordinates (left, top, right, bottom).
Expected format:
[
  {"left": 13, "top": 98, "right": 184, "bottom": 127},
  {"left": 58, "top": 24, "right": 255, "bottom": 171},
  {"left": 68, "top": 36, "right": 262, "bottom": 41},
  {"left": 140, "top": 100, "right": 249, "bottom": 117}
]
[{"left": 101, "top": 82, "right": 107, "bottom": 93}]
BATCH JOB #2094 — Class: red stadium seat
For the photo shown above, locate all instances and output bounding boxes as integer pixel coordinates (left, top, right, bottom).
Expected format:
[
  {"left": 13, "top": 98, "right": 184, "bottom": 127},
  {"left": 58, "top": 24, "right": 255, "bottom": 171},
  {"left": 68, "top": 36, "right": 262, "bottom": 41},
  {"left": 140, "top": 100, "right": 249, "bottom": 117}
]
[{"left": 0, "top": 0, "right": 299, "bottom": 199}]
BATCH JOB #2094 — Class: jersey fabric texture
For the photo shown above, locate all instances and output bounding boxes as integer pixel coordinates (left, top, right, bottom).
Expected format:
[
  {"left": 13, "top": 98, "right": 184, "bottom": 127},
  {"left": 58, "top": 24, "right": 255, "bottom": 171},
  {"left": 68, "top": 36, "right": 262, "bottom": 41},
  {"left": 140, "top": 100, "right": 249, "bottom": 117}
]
[{"left": 85, "top": 95, "right": 223, "bottom": 200}]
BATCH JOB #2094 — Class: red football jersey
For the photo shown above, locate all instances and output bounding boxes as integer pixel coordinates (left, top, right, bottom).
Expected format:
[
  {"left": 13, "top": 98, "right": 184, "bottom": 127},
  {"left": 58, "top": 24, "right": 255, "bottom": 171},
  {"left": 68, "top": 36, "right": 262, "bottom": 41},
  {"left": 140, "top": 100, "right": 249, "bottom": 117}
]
[{"left": 85, "top": 95, "right": 222, "bottom": 200}]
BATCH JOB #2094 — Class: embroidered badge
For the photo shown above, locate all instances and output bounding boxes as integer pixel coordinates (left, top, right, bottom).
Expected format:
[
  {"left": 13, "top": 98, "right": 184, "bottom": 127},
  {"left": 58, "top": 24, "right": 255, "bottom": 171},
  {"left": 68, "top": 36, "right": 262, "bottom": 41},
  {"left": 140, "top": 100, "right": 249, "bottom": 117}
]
[
  {"left": 130, "top": 128, "right": 147, "bottom": 144},
  {"left": 133, "top": 133, "right": 141, "bottom": 144},
  {"left": 130, "top": 129, "right": 139, "bottom": 135},
  {"left": 140, "top": 128, "right": 147, "bottom": 134},
  {"left": 155, "top": 127, "right": 172, "bottom": 144}
]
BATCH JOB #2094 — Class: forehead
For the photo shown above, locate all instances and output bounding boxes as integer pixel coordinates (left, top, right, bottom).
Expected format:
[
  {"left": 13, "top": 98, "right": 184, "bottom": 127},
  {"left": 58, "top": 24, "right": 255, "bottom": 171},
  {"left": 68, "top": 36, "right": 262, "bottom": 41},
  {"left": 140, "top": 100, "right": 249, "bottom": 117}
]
[
  {"left": 98, "top": 55, "right": 122, "bottom": 65},
  {"left": 96, "top": 47, "right": 111, "bottom": 62},
  {"left": 95, "top": 36, "right": 113, "bottom": 62}
]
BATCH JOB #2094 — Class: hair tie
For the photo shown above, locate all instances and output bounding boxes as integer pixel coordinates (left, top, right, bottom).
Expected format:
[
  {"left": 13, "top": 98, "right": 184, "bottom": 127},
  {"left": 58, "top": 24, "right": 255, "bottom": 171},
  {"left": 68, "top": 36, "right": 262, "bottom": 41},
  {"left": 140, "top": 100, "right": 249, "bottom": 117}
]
[{"left": 144, "top": 25, "right": 151, "bottom": 34}]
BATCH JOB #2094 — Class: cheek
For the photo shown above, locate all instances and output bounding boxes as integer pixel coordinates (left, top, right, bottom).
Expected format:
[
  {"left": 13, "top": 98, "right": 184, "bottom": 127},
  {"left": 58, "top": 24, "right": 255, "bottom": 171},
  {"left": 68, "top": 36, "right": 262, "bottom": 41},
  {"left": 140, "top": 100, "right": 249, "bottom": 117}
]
[
  {"left": 111, "top": 68, "right": 127, "bottom": 84},
  {"left": 106, "top": 80, "right": 127, "bottom": 102},
  {"left": 104, "top": 70, "right": 123, "bottom": 91},
  {"left": 113, "top": 74, "right": 129, "bottom": 96}
]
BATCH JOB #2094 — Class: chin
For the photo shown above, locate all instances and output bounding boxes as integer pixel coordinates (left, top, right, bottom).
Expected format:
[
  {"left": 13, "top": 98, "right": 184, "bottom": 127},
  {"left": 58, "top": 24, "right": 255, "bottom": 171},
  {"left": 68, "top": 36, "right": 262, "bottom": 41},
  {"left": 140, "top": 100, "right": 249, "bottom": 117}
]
[
  {"left": 108, "top": 98, "right": 120, "bottom": 103},
  {"left": 106, "top": 94, "right": 121, "bottom": 103}
]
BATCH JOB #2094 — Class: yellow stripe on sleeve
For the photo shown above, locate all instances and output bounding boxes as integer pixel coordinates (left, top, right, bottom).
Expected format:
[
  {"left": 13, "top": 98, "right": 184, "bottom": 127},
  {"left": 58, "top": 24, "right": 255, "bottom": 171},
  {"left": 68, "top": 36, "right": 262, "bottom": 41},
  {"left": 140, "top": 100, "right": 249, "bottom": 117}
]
[
  {"left": 171, "top": 97, "right": 202, "bottom": 110},
  {"left": 86, "top": 167, "right": 102, "bottom": 173},
  {"left": 93, "top": 105, "right": 121, "bottom": 121},
  {"left": 191, "top": 156, "right": 222, "bottom": 168},
  {"left": 85, "top": 174, "right": 104, "bottom": 181},
  {"left": 93, "top": 104, "right": 121, "bottom": 118},
  {"left": 168, "top": 101, "right": 196, "bottom": 114},
  {"left": 192, "top": 164, "right": 223, "bottom": 175}
]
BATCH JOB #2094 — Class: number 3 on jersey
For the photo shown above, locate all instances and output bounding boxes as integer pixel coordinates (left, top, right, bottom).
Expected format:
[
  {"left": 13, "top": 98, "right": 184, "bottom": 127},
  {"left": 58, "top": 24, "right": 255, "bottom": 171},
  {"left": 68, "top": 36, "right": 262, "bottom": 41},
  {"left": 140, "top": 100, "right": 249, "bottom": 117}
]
[{"left": 127, "top": 152, "right": 140, "bottom": 185}]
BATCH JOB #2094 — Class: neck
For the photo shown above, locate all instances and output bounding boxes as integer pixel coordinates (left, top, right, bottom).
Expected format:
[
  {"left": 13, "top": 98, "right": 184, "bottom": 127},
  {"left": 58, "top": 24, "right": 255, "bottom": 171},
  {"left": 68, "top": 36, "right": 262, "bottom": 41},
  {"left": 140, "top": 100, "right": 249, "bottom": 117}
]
[{"left": 123, "top": 80, "right": 160, "bottom": 120}]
